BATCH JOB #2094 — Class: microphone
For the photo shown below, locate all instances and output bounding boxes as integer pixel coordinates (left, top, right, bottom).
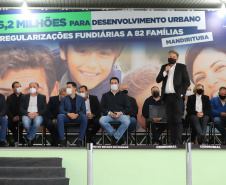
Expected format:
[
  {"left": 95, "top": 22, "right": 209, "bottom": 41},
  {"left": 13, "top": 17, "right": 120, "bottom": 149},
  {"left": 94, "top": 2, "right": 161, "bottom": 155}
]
[{"left": 166, "top": 64, "right": 170, "bottom": 75}]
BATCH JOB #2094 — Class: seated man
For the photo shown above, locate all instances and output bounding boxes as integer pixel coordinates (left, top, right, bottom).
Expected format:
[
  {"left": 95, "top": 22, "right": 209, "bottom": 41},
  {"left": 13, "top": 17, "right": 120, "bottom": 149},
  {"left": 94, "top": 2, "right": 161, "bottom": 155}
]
[
  {"left": 57, "top": 82, "right": 88, "bottom": 147},
  {"left": 0, "top": 93, "right": 8, "bottom": 147},
  {"left": 142, "top": 86, "right": 166, "bottom": 145},
  {"left": 46, "top": 87, "right": 67, "bottom": 146},
  {"left": 79, "top": 85, "right": 101, "bottom": 145},
  {"left": 99, "top": 77, "right": 131, "bottom": 145},
  {"left": 20, "top": 82, "right": 47, "bottom": 147},
  {"left": 6, "top": 81, "right": 25, "bottom": 146},
  {"left": 211, "top": 86, "right": 226, "bottom": 145},
  {"left": 119, "top": 84, "right": 138, "bottom": 144}
]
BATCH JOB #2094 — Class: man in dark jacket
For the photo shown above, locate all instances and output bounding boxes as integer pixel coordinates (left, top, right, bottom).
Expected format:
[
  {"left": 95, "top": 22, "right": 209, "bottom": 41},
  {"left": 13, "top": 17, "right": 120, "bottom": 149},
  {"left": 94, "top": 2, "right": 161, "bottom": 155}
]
[{"left": 0, "top": 93, "right": 8, "bottom": 147}]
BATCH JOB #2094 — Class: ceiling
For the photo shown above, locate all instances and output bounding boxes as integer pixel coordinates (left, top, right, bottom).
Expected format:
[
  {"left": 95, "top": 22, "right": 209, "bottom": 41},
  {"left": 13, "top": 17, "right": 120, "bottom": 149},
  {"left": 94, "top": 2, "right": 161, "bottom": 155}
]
[{"left": 0, "top": 0, "right": 224, "bottom": 10}]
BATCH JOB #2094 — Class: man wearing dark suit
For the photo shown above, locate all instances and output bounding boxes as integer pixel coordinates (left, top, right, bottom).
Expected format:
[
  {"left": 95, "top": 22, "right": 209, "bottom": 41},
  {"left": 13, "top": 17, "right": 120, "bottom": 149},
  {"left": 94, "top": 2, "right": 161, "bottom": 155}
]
[
  {"left": 156, "top": 50, "right": 190, "bottom": 144},
  {"left": 79, "top": 85, "right": 101, "bottom": 145},
  {"left": 57, "top": 82, "right": 88, "bottom": 147},
  {"left": 6, "top": 81, "right": 25, "bottom": 145},
  {"left": 46, "top": 87, "right": 67, "bottom": 146},
  {"left": 19, "top": 82, "right": 47, "bottom": 147},
  {"left": 186, "top": 84, "right": 211, "bottom": 144},
  {"left": 0, "top": 93, "right": 8, "bottom": 147}
]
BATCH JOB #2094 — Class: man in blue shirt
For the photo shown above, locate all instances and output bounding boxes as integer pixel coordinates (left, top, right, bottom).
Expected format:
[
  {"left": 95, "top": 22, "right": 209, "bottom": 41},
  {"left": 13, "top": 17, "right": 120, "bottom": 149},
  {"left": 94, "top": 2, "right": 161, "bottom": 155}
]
[
  {"left": 210, "top": 86, "right": 226, "bottom": 144},
  {"left": 57, "top": 82, "right": 88, "bottom": 147},
  {"left": 142, "top": 86, "right": 166, "bottom": 145}
]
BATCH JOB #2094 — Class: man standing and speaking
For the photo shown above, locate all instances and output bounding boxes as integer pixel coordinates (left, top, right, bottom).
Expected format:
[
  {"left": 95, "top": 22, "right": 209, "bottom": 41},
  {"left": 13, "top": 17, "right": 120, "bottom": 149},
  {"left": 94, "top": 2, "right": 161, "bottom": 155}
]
[{"left": 156, "top": 50, "right": 190, "bottom": 145}]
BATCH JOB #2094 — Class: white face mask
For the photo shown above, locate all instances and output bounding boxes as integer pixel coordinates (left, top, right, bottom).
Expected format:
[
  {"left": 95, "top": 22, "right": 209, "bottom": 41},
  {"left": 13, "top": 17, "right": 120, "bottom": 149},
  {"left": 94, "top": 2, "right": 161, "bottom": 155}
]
[
  {"left": 79, "top": 93, "right": 86, "bottom": 98},
  {"left": 16, "top": 87, "right": 22, "bottom": 94},
  {"left": 111, "top": 84, "right": 118, "bottom": 91},
  {"left": 66, "top": 88, "right": 73, "bottom": 95},
  {"left": 30, "top": 88, "right": 36, "bottom": 94},
  {"left": 186, "top": 90, "right": 193, "bottom": 97}
]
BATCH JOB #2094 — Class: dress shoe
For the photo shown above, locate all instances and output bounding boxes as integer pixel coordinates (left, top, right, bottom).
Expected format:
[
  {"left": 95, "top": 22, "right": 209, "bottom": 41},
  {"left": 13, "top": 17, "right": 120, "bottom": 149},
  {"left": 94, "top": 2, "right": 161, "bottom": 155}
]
[
  {"left": 27, "top": 139, "right": 33, "bottom": 147},
  {"left": 111, "top": 136, "right": 117, "bottom": 145},
  {"left": 75, "top": 140, "right": 82, "bottom": 147},
  {"left": 117, "top": 137, "right": 124, "bottom": 145},
  {"left": 197, "top": 136, "right": 202, "bottom": 145},
  {"left": 201, "top": 135, "right": 207, "bottom": 144},
  {"left": 60, "top": 139, "right": 67, "bottom": 147},
  {"left": 0, "top": 141, "right": 8, "bottom": 147}
]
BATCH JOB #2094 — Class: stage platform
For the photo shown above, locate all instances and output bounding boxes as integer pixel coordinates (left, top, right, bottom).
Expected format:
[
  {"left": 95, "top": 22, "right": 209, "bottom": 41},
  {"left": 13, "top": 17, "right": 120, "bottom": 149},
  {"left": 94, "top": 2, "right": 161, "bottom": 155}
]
[{"left": 0, "top": 145, "right": 225, "bottom": 185}]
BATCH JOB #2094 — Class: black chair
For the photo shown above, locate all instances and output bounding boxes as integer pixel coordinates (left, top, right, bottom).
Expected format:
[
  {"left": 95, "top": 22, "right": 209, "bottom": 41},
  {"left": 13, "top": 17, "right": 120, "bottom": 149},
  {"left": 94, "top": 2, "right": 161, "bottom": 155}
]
[{"left": 102, "top": 121, "right": 129, "bottom": 145}]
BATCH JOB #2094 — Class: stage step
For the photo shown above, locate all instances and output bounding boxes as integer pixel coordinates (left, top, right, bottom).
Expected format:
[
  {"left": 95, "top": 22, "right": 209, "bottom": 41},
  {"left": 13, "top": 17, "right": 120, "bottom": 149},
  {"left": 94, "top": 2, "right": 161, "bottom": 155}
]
[
  {"left": 0, "top": 178, "right": 69, "bottom": 185},
  {"left": 0, "top": 157, "right": 69, "bottom": 185},
  {"left": 0, "top": 157, "right": 62, "bottom": 167}
]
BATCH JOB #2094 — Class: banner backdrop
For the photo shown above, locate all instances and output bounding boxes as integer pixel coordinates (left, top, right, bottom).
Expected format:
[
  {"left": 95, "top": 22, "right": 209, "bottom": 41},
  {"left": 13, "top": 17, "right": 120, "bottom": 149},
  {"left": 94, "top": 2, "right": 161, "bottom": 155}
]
[{"left": 0, "top": 10, "right": 224, "bottom": 131}]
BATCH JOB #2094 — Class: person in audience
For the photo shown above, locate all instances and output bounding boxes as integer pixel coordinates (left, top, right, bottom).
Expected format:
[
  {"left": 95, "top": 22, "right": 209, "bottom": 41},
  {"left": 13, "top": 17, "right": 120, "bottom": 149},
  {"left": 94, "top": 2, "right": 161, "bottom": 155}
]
[
  {"left": 57, "top": 82, "right": 88, "bottom": 147},
  {"left": 58, "top": 40, "right": 124, "bottom": 100},
  {"left": 0, "top": 92, "right": 8, "bottom": 147},
  {"left": 186, "top": 84, "right": 211, "bottom": 144},
  {"left": 99, "top": 77, "right": 131, "bottom": 145},
  {"left": 46, "top": 87, "right": 67, "bottom": 146},
  {"left": 20, "top": 82, "right": 47, "bottom": 147},
  {"left": 142, "top": 86, "right": 165, "bottom": 145},
  {"left": 211, "top": 86, "right": 226, "bottom": 145},
  {"left": 6, "top": 81, "right": 25, "bottom": 146},
  {"left": 78, "top": 85, "right": 101, "bottom": 145},
  {"left": 0, "top": 43, "right": 59, "bottom": 102},
  {"left": 119, "top": 84, "right": 138, "bottom": 144}
]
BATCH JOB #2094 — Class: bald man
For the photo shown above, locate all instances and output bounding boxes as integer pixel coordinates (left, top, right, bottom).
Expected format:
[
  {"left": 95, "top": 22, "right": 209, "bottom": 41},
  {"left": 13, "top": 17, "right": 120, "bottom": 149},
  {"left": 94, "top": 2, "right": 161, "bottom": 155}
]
[{"left": 119, "top": 84, "right": 138, "bottom": 144}]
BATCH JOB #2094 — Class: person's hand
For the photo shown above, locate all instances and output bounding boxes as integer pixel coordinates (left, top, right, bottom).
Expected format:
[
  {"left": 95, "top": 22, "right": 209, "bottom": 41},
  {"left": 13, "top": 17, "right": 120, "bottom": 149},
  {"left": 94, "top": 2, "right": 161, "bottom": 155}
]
[
  {"left": 165, "top": 65, "right": 171, "bottom": 73},
  {"left": 109, "top": 112, "right": 116, "bottom": 118},
  {"left": 87, "top": 113, "right": 94, "bottom": 120},
  {"left": 114, "top": 112, "right": 122, "bottom": 119},
  {"left": 127, "top": 115, "right": 130, "bottom": 118},
  {"left": 221, "top": 112, "right": 226, "bottom": 117},
  {"left": 67, "top": 113, "right": 74, "bottom": 119},
  {"left": 71, "top": 113, "right": 79, "bottom": 120},
  {"left": 197, "top": 112, "right": 203, "bottom": 118},
  {"left": 27, "top": 113, "right": 33, "bottom": 119},
  {"left": 152, "top": 118, "right": 162, "bottom": 122},
  {"left": 13, "top": 116, "right": 20, "bottom": 122},
  {"left": 32, "top": 112, "right": 39, "bottom": 118},
  {"left": 52, "top": 119, "right": 57, "bottom": 125}
]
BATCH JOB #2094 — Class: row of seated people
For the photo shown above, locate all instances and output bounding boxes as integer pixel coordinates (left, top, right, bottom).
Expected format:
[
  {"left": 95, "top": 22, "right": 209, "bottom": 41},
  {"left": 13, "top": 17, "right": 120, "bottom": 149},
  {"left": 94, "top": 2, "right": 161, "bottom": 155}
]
[
  {"left": 142, "top": 84, "right": 226, "bottom": 145},
  {"left": 0, "top": 77, "right": 138, "bottom": 147}
]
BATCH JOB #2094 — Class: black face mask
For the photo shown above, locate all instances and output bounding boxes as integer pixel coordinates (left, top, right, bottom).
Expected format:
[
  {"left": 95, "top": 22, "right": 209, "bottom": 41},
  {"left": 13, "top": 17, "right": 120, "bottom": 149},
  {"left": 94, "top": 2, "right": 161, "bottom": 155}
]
[
  {"left": 197, "top": 89, "right": 204, "bottom": 95},
  {"left": 219, "top": 95, "right": 226, "bottom": 100},
  {"left": 153, "top": 91, "right": 159, "bottom": 98},
  {"left": 121, "top": 90, "right": 128, "bottom": 95},
  {"left": 168, "top": 58, "right": 176, "bottom": 64}
]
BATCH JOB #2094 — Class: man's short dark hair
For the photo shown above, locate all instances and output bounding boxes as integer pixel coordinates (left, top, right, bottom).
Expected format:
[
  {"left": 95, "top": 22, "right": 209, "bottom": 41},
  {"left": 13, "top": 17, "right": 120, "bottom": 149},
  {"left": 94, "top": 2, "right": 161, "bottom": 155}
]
[
  {"left": 151, "top": 86, "right": 159, "bottom": 91},
  {"left": 79, "top": 85, "right": 88, "bottom": 91},
  {"left": 0, "top": 43, "right": 56, "bottom": 96},
  {"left": 29, "top": 82, "right": 39, "bottom": 88},
  {"left": 12, "top": 81, "right": 19, "bottom": 88},
  {"left": 110, "top": 77, "right": 119, "bottom": 84},
  {"left": 67, "top": 81, "right": 77, "bottom": 88},
  {"left": 219, "top": 86, "right": 226, "bottom": 92}
]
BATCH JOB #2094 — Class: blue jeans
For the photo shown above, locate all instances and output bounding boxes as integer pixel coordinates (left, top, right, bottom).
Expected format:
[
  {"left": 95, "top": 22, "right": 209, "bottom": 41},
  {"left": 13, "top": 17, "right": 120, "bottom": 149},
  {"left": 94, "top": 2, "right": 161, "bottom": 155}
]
[
  {"left": 22, "top": 115, "right": 43, "bottom": 140},
  {"left": 57, "top": 114, "right": 88, "bottom": 141},
  {"left": 99, "top": 115, "right": 130, "bottom": 140},
  {"left": 213, "top": 117, "right": 226, "bottom": 141},
  {"left": 0, "top": 116, "right": 8, "bottom": 141},
  {"left": 123, "top": 117, "right": 137, "bottom": 140}
]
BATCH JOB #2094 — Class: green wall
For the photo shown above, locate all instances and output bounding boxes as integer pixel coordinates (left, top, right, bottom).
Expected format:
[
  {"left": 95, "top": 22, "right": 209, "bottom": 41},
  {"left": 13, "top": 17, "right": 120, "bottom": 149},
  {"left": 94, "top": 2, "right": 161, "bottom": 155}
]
[{"left": 0, "top": 148, "right": 224, "bottom": 185}]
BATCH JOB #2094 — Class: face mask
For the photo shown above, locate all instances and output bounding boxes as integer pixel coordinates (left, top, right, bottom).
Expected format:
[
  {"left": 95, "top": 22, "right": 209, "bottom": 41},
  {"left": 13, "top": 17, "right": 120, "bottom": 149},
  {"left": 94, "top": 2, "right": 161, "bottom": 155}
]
[
  {"left": 219, "top": 95, "right": 226, "bottom": 100},
  {"left": 168, "top": 58, "right": 176, "bottom": 64},
  {"left": 121, "top": 90, "right": 128, "bottom": 95},
  {"left": 66, "top": 88, "right": 72, "bottom": 95},
  {"left": 152, "top": 91, "right": 159, "bottom": 98},
  {"left": 197, "top": 89, "right": 204, "bottom": 95},
  {"left": 16, "top": 87, "right": 22, "bottom": 94},
  {"left": 186, "top": 90, "right": 193, "bottom": 97},
  {"left": 80, "top": 93, "right": 86, "bottom": 98},
  {"left": 111, "top": 84, "right": 118, "bottom": 91},
  {"left": 29, "top": 88, "right": 36, "bottom": 94}
]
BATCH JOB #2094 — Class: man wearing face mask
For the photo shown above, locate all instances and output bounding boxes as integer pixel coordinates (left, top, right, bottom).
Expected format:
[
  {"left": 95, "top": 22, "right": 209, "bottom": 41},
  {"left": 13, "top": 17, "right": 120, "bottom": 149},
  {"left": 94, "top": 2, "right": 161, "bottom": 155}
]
[
  {"left": 99, "top": 77, "right": 131, "bottom": 145},
  {"left": 19, "top": 82, "right": 47, "bottom": 147},
  {"left": 119, "top": 84, "right": 138, "bottom": 144},
  {"left": 6, "top": 81, "right": 26, "bottom": 146},
  {"left": 142, "top": 86, "right": 165, "bottom": 144},
  {"left": 78, "top": 85, "right": 101, "bottom": 145},
  {"left": 57, "top": 82, "right": 88, "bottom": 147},
  {"left": 211, "top": 86, "right": 226, "bottom": 145},
  {"left": 156, "top": 50, "right": 190, "bottom": 145}
]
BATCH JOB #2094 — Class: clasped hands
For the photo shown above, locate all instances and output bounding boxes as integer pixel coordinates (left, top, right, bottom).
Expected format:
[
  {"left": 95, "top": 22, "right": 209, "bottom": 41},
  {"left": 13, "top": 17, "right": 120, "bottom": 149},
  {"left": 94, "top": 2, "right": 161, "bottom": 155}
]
[{"left": 27, "top": 112, "right": 39, "bottom": 119}]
